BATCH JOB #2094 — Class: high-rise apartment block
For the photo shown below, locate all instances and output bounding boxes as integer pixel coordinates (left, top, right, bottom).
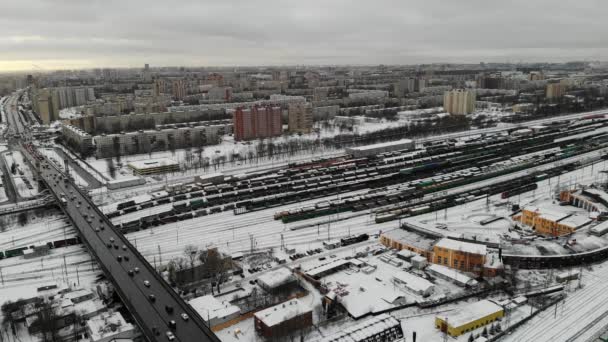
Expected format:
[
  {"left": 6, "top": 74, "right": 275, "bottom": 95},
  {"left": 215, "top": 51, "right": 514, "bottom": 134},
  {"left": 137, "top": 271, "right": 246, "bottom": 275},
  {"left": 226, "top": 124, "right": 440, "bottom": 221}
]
[
  {"left": 443, "top": 89, "right": 476, "bottom": 115},
  {"left": 288, "top": 103, "right": 313, "bottom": 134},
  {"left": 233, "top": 105, "right": 282, "bottom": 141},
  {"left": 546, "top": 82, "right": 566, "bottom": 99},
  {"left": 32, "top": 88, "right": 59, "bottom": 124},
  {"left": 172, "top": 79, "right": 186, "bottom": 100}
]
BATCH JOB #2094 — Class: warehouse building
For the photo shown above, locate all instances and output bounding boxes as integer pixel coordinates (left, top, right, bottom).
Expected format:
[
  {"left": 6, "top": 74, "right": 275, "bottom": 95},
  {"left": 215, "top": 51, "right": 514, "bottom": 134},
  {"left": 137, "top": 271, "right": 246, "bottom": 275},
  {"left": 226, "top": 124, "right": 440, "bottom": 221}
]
[
  {"left": 345, "top": 139, "right": 415, "bottom": 158},
  {"left": 321, "top": 314, "right": 403, "bottom": 342},
  {"left": 253, "top": 299, "right": 312, "bottom": 338},
  {"left": 435, "top": 300, "right": 504, "bottom": 337},
  {"left": 516, "top": 205, "right": 591, "bottom": 237},
  {"left": 380, "top": 229, "right": 437, "bottom": 260}
]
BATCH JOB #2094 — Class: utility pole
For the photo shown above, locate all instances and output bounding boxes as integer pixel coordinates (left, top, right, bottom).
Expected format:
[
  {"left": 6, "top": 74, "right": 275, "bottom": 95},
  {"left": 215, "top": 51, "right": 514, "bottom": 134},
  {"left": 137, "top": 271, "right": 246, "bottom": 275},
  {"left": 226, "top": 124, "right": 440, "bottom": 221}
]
[{"left": 157, "top": 245, "right": 162, "bottom": 266}]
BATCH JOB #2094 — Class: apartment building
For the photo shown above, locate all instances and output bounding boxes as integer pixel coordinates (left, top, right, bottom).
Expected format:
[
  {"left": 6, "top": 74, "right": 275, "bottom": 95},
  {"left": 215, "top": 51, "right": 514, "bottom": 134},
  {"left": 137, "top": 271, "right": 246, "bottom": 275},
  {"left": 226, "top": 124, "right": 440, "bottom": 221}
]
[
  {"left": 443, "top": 89, "right": 476, "bottom": 115},
  {"left": 232, "top": 105, "right": 282, "bottom": 141},
  {"left": 61, "top": 124, "right": 93, "bottom": 155},
  {"left": 288, "top": 102, "right": 313, "bottom": 134},
  {"left": 94, "top": 121, "right": 232, "bottom": 158}
]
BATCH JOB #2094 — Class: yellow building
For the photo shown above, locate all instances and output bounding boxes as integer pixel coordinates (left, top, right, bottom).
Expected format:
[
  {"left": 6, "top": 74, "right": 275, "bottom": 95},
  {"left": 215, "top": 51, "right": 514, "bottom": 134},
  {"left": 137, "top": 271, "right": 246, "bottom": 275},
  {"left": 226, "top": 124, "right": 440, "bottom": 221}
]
[
  {"left": 517, "top": 206, "right": 590, "bottom": 237},
  {"left": 435, "top": 300, "right": 504, "bottom": 337},
  {"left": 432, "top": 238, "right": 486, "bottom": 275}
]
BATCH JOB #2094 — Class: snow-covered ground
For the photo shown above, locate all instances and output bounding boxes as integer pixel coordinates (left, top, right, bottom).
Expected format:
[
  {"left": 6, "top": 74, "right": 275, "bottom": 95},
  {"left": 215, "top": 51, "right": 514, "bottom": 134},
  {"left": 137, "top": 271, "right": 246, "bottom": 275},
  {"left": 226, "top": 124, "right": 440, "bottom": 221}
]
[
  {"left": 0, "top": 213, "right": 102, "bottom": 302},
  {"left": 2, "top": 150, "right": 39, "bottom": 199}
]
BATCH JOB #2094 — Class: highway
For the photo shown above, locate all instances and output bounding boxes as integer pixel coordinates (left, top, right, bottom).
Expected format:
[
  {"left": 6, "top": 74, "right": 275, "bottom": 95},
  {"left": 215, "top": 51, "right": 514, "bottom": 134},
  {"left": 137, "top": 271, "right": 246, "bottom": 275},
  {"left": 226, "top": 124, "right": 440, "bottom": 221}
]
[{"left": 34, "top": 153, "right": 220, "bottom": 342}]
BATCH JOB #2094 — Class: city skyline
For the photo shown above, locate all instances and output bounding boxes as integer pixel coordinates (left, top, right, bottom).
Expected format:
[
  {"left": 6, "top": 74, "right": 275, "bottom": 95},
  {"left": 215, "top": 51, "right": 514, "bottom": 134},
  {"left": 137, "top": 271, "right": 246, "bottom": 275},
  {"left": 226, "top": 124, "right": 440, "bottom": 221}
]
[{"left": 1, "top": 0, "right": 608, "bottom": 71}]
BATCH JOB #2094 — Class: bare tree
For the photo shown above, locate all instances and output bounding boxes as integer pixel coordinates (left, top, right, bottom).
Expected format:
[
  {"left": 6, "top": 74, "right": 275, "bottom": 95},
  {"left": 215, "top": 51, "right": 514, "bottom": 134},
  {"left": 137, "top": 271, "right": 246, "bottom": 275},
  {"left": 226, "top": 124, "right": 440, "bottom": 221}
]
[{"left": 184, "top": 244, "right": 199, "bottom": 270}]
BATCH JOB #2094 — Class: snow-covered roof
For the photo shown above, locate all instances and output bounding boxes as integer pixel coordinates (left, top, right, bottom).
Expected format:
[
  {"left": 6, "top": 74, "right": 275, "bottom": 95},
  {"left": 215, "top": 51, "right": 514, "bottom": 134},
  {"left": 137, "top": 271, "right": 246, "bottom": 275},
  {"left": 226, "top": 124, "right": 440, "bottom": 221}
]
[
  {"left": 257, "top": 268, "right": 296, "bottom": 289},
  {"left": 427, "top": 264, "right": 479, "bottom": 287},
  {"left": 437, "top": 300, "right": 503, "bottom": 328},
  {"left": 254, "top": 299, "right": 310, "bottom": 327},
  {"left": 189, "top": 295, "right": 240, "bottom": 322},
  {"left": 305, "top": 259, "right": 351, "bottom": 278},
  {"left": 347, "top": 139, "right": 413, "bottom": 152},
  {"left": 584, "top": 188, "right": 608, "bottom": 205},
  {"left": 434, "top": 238, "right": 487, "bottom": 255},
  {"left": 320, "top": 314, "right": 401, "bottom": 342},
  {"left": 87, "top": 311, "right": 135, "bottom": 341},
  {"left": 127, "top": 157, "right": 178, "bottom": 169},
  {"left": 558, "top": 214, "right": 591, "bottom": 228},
  {"left": 392, "top": 271, "right": 435, "bottom": 293}
]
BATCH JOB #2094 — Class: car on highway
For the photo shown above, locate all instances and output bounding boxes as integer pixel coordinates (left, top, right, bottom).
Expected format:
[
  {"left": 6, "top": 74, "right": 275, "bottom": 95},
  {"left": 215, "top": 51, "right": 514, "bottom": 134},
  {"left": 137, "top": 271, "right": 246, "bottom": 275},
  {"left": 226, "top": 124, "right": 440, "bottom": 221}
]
[
  {"left": 166, "top": 331, "right": 175, "bottom": 341},
  {"left": 148, "top": 294, "right": 156, "bottom": 302},
  {"left": 181, "top": 313, "right": 189, "bottom": 321},
  {"left": 143, "top": 280, "right": 150, "bottom": 287},
  {"left": 128, "top": 270, "right": 134, "bottom": 277},
  {"left": 168, "top": 320, "right": 177, "bottom": 329}
]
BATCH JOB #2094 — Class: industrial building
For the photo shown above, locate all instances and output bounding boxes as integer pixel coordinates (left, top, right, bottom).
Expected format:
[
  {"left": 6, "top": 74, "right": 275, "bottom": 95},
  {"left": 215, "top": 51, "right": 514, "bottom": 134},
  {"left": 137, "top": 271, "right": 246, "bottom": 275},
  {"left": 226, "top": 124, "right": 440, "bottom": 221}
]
[
  {"left": 86, "top": 311, "right": 137, "bottom": 342},
  {"left": 321, "top": 314, "right": 403, "bottom": 342},
  {"left": 435, "top": 300, "right": 504, "bottom": 337},
  {"left": 379, "top": 229, "right": 437, "bottom": 260},
  {"left": 432, "top": 238, "right": 487, "bottom": 275},
  {"left": 516, "top": 205, "right": 591, "bottom": 237},
  {"left": 253, "top": 299, "right": 312, "bottom": 338},
  {"left": 346, "top": 139, "right": 415, "bottom": 158},
  {"left": 256, "top": 267, "right": 297, "bottom": 293}
]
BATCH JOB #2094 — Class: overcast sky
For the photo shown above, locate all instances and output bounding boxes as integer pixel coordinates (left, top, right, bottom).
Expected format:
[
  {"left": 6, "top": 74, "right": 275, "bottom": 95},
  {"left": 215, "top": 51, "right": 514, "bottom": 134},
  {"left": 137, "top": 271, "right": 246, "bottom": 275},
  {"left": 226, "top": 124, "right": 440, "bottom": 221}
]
[{"left": 1, "top": 0, "right": 606, "bottom": 71}]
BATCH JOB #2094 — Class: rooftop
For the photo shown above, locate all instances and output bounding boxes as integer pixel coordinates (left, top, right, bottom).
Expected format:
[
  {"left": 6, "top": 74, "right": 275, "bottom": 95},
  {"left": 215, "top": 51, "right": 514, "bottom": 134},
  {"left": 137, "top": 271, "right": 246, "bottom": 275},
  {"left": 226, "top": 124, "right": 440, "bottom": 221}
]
[
  {"left": 434, "top": 238, "right": 487, "bottom": 255},
  {"left": 320, "top": 314, "right": 401, "bottom": 342},
  {"left": 347, "top": 139, "right": 413, "bottom": 152},
  {"left": 437, "top": 300, "right": 503, "bottom": 328},
  {"left": 257, "top": 267, "right": 296, "bottom": 289},
  {"left": 127, "top": 157, "right": 178, "bottom": 169},
  {"left": 87, "top": 311, "right": 135, "bottom": 342},
  {"left": 188, "top": 295, "right": 240, "bottom": 322},
  {"left": 254, "top": 299, "right": 310, "bottom": 327},
  {"left": 382, "top": 229, "right": 438, "bottom": 251}
]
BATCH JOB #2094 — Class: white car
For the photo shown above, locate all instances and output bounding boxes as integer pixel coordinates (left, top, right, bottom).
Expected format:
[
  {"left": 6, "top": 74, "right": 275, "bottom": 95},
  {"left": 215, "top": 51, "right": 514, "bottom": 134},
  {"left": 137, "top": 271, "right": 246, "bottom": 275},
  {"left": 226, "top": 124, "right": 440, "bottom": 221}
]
[
  {"left": 143, "top": 280, "right": 150, "bottom": 287},
  {"left": 166, "top": 331, "right": 175, "bottom": 341},
  {"left": 181, "top": 313, "right": 189, "bottom": 321}
]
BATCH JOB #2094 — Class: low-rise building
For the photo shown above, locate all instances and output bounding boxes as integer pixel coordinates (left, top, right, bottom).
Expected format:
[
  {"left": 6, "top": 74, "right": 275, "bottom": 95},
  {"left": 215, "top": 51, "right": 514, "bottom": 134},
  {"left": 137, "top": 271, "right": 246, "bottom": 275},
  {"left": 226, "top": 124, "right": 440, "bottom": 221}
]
[
  {"left": 86, "top": 311, "right": 137, "bottom": 342},
  {"left": 432, "top": 238, "right": 487, "bottom": 274},
  {"left": 188, "top": 295, "right": 241, "bottom": 328},
  {"left": 321, "top": 314, "right": 403, "bottom": 342},
  {"left": 127, "top": 157, "right": 179, "bottom": 175},
  {"left": 517, "top": 205, "right": 591, "bottom": 236},
  {"left": 380, "top": 229, "right": 437, "bottom": 260},
  {"left": 256, "top": 267, "right": 297, "bottom": 293},
  {"left": 253, "top": 299, "right": 312, "bottom": 338},
  {"left": 435, "top": 300, "right": 504, "bottom": 337},
  {"left": 392, "top": 271, "right": 435, "bottom": 296}
]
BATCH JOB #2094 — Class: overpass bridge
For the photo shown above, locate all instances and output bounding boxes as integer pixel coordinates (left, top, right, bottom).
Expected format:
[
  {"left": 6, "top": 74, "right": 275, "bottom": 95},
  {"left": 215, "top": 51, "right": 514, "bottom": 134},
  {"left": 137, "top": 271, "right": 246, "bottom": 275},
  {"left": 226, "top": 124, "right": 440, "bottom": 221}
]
[{"left": 28, "top": 147, "right": 220, "bottom": 342}]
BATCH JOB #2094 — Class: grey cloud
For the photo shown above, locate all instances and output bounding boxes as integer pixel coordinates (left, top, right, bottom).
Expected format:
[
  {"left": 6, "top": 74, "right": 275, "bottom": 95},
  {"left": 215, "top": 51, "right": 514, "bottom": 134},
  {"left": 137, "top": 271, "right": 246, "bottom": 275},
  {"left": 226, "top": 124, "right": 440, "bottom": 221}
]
[{"left": 0, "top": 0, "right": 607, "bottom": 68}]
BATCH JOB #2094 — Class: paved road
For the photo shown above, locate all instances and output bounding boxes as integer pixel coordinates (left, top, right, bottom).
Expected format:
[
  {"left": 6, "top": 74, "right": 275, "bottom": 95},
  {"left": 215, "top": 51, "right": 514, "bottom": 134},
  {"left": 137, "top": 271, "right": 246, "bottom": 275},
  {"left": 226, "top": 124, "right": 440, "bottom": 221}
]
[{"left": 36, "top": 156, "right": 220, "bottom": 342}]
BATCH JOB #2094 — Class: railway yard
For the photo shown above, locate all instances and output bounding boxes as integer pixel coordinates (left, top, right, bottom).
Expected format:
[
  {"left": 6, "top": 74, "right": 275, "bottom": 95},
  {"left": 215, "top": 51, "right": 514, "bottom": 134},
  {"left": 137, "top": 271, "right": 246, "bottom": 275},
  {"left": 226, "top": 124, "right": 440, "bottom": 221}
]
[{"left": 6, "top": 106, "right": 608, "bottom": 341}]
